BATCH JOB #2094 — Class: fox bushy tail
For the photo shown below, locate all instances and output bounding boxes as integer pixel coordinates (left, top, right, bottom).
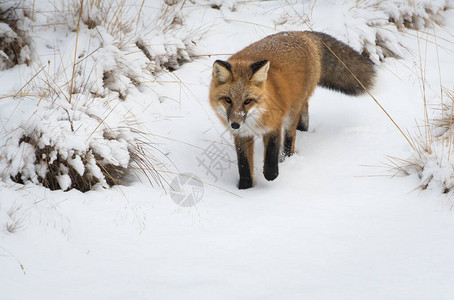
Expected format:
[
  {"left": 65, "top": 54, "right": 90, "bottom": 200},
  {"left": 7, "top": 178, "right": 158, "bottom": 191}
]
[{"left": 307, "top": 31, "right": 376, "bottom": 96}]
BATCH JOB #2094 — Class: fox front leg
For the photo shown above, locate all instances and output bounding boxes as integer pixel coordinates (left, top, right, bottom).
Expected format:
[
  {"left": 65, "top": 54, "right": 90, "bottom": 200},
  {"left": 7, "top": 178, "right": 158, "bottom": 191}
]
[
  {"left": 234, "top": 135, "right": 254, "bottom": 189},
  {"left": 263, "top": 131, "right": 280, "bottom": 181}
]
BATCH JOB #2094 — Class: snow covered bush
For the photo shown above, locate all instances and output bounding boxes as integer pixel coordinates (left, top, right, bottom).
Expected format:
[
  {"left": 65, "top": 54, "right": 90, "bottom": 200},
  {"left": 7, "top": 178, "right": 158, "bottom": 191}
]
[
  {"left": 353, "top": 0, "right": 451, "bottom": 61},
  {"left": 279, "top": 0, "right": 451, "bottom": 62},
  {"left": 0, "top": 0, "right": 201, "bottom": 191},
  {"left": 0, "top": 1, "right": 31, "bottom": 70}
]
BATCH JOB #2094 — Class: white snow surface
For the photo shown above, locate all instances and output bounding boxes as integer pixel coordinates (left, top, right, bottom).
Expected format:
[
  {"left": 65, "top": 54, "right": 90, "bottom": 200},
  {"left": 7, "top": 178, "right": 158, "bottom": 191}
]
[{"left": 1, "top": 1, "right": 454, "bottom": 299}]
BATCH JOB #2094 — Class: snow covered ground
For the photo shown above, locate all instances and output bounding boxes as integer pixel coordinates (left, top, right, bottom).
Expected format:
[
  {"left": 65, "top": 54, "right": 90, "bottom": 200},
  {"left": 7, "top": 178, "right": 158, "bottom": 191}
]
[{"left": 1, "top": 1, "right": 454, "bottom": 299}]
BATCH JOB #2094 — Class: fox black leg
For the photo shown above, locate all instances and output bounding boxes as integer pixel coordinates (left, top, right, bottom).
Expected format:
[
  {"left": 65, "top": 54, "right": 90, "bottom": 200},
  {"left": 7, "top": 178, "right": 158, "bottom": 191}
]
[
  {"left": 283, "top": 132, "right": 293, "bottom": 158},
  {"left": 263, "top": 131, "right": 280, "bottom": 181},
  {"left": 234, "top": 136, "right": 254, "bottom": 189},
  {"left": 297, "top": 119, "right": 308, "bottom": 131},
  {"left": 297, "top": 108, "right": 309, "bottom": 132}
]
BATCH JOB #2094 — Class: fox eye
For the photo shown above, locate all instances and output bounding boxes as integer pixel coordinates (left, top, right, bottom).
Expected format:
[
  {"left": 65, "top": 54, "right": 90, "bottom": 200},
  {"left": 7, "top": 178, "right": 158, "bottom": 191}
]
[
  {"left": 221, "top": 97, "right": 232, "bottom": 104},
  {"left": 244, "top": 98, "right": 254, "bottom": 105}
]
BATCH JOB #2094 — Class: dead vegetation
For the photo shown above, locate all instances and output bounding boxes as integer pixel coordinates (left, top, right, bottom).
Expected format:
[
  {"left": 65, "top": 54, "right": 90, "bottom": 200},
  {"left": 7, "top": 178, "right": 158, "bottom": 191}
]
[
  {"left": 0, "top": 1, "right": 31, "bottom": 70},
  {"left": 0, "top": 0, "right": 200, "bottom": 192},
  {"left": 6, "top": 203, "right": 25, "bottom": 233},
  {"left": 280, "top": 0, "right": 451, "bottom": 62},
  {"left": 364, "top": 0, "right": 451, "bottom": 60},
  {"left": 389, "top": 90, "right": 454, "bottom": 195}
]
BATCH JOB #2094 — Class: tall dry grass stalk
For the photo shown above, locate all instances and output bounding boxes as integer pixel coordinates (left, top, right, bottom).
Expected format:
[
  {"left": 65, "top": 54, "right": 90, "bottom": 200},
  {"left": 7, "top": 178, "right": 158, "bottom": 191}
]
[
  {"left": 388, "top": 1, "right": 454, "bottom": 197},
  {"left": 390, "top": 89, "right": 454, "bottom": 194}
]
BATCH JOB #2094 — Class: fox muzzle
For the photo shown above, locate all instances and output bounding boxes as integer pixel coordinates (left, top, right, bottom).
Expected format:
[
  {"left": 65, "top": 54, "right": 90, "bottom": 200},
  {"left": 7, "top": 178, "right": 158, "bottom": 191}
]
[{"left": 231, "top": 122, "right": 240, "bottom": 129}]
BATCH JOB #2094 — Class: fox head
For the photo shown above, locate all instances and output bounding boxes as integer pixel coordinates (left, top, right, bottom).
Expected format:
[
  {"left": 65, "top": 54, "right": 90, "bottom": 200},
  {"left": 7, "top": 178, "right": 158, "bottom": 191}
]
[{"left": 209, "top": 59, "right": 270, "bottom": 136}]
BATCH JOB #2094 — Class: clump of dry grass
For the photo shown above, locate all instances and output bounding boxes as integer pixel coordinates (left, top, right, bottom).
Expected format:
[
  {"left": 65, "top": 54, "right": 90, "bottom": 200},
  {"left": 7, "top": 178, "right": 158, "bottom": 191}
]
[
  {"left": 383, "top": 0, "right": 454, "bottom": 197},
  {"left": 280, "top": 0, "right": 451, "bottom": 62},
  {"left": 139, "top": 1, "right": 201, "bottom": 71},
  {"left": 357, "top": 0, "right": 451, "bottom": 60},
  {"left": 64, "top": 0, "right": 138, "bottom": 47},
  {"left": 0, "top": 0, "right": 202, "bottom": 192},
  {"left": 390, "top": 90, "right": 454, "bottom": 194},
  {"left": 6, "top": 203, "right": 25, "bottom": 233},
  {"left": 0, "top": 1, "right": 31, "bottom": 70},
  {"left": 9, "top": 135, "right": 127, "bottom": 192}
]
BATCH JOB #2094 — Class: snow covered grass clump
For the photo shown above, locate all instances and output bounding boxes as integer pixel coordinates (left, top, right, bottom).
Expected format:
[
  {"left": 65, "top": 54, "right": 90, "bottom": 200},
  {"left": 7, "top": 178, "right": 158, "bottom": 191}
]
[
  {"left": 0, "top": 0, "right": 201, "bottom": 191},
  {"left": 0, "top": 1, "right": 31, "bottom": 70},
  {"left": 280, "top": 0, "right": 451, "bottom": 62},
  {"left": 353, "top": 0, "right": 451, "bottom": 61},
  {"left": 392, "top": 90, "right": 454, "bottom": 196}
]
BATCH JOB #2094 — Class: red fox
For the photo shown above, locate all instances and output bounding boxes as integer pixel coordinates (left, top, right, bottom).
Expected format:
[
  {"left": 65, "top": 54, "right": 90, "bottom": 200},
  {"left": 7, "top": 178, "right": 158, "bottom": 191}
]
[{"left": 209, "top": 31, "right": 375, "bottom": 189}]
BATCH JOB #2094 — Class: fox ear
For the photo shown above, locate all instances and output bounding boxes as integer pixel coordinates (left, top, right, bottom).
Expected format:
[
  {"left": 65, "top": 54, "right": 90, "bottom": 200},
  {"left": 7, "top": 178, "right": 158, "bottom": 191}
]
[
  {"left": 213, "top": 60, "right": 233, "bottom": 84},
  {"left": 250, "top": 60, "right": 270, "bottom": 85}
]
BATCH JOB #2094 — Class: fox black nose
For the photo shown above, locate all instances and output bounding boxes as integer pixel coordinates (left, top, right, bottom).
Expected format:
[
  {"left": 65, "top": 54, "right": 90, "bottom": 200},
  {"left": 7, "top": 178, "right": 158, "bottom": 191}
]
[{"left": 231, "top": 122, "right": 240, "bottom": 129}]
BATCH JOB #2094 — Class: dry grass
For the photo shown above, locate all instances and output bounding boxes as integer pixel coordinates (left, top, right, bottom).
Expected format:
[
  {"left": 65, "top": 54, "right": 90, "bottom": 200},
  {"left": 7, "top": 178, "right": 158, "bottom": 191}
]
[
  {"left": 65, "top": 0, "right": 139, "bottom": 47},
  {"left": 6, "top": 203, "right": 25, "bottom": 233},
  {"left": 0, "top": 246, "right": 26, "bottom": 275},
  {"left": 281, "top": 0, "right": 451, "bottom": 62},
  {"left": 0, "top": 1, "right": 31, "bottom": 69},
  {"left": 363, "top": 0, "right": 451, "bottom": 60},
  {"left": 386, "top": 0, "right": 454, "bottom": 196},
  {"left": 389, "top": 89, "right": 454, "bottom": 193},
  {"left": 0, "top": 0, "right": 202, "bottom": 192}
]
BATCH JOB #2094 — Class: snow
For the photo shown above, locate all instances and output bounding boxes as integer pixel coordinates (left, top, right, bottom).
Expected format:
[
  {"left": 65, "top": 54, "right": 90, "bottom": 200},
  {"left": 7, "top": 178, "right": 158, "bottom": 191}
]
[{"left": 1, "top": 0, "right": 454, "bottom": 299}]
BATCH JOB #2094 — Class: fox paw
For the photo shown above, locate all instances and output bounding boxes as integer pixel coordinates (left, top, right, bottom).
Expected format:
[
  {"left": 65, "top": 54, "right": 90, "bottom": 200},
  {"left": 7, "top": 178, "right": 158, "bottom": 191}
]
[
  {"left": 297, "top": 118, "right": 309, "bottom": 131},
  {"left": 238, "top": 177, "right": 253, "bottom": 189},
  {"left": 263, "top": 164, "right": 279, "bottom": 181}
]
